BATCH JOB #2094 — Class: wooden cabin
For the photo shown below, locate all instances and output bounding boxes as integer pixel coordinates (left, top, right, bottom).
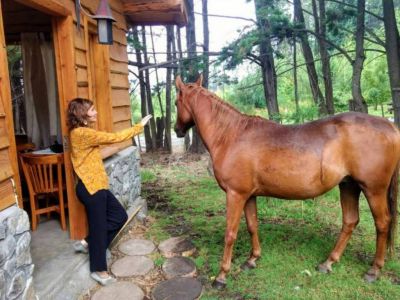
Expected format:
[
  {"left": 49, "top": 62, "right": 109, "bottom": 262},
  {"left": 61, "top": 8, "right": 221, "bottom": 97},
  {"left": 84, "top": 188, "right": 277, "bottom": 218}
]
[{"left": 0, "top": 0, "right": 187, "bottom": 239}]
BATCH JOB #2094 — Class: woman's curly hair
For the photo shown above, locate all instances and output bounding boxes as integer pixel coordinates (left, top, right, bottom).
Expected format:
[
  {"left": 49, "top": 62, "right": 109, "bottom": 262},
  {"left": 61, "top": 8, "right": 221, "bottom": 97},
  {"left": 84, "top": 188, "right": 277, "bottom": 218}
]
[{"left": 67, "top": 98, "right": 93, "bottom": 131}]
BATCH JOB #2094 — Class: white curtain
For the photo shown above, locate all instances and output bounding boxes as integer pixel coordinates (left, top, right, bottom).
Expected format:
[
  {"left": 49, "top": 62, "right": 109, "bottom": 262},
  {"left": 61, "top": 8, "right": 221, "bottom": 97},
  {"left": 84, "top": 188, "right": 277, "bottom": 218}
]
[{"left": 21, "top": 33, "right": 60, "bottom": 148}]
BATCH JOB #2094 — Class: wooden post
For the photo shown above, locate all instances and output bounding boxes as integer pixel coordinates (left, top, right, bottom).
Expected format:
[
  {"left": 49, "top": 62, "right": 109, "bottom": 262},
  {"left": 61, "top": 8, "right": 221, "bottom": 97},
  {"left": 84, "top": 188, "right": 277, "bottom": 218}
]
[
  {"left": 53, "top": 15, "right": 87, "bottom": 240},
  {"left": 0, "top": 1, "right": 23, "bottom": 208}
]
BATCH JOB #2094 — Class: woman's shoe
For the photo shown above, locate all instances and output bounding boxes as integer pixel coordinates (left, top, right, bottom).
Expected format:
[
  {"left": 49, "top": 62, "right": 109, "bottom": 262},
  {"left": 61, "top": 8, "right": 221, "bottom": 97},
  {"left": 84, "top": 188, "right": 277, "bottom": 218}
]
[
  {"left": 73, "top": 240, "right": 88, "bottom": 254},
  {"left": 90, "top": 272, "right": 117, "bottom": 286}
]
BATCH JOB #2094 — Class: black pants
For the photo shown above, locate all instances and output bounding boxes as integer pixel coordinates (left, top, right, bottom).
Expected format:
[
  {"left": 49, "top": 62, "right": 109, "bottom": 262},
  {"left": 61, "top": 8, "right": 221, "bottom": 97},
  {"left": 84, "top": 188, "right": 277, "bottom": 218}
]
[{"left": 76, "top": 180, "right": 128, "bottom": 272}]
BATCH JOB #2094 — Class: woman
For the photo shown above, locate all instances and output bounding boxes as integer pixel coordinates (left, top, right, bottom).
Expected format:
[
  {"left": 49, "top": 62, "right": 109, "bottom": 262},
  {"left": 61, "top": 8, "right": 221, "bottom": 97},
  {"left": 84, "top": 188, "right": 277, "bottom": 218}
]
[{"left": 67, "top": 98, "right": 151, "bottom": 285}]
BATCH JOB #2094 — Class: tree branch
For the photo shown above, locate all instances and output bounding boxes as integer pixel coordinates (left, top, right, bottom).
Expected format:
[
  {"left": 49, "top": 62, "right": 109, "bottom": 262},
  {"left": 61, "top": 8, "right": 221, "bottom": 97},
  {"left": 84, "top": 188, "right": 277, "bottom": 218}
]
[
  {"left": 296, "top": 28, "right": 354, "bottom": 63},
  {"left": 238, "top": 48, "right": 385, "bottom": 90},
  {"left": 326, "top": 0, "right": 384, "bottom": 21},
  {"left": 194, "top": 11, "right": 257, "bottom": 24}
]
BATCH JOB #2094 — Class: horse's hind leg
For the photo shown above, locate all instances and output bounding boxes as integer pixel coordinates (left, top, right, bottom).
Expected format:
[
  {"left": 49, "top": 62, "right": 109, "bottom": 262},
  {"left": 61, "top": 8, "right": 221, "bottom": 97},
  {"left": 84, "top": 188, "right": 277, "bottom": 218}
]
[
  {"left": 363, "top": 188, "right": 391, "bottom": 283},
  {"left": 241, "top": 196, "right": 261, "bottom": 270},
  {"left": 318, "top": 180, "right": 361, "bottom": 273}
]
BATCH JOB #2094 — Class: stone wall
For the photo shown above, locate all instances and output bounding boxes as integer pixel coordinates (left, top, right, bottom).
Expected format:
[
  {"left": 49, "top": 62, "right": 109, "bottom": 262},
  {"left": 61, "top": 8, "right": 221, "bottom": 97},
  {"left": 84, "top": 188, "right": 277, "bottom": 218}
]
[
  {"left": 104, "top": 145, "right": 147, "bottom": 220},
  {"left": 0, "top": 206, "right": 34, "bottom": 300}
]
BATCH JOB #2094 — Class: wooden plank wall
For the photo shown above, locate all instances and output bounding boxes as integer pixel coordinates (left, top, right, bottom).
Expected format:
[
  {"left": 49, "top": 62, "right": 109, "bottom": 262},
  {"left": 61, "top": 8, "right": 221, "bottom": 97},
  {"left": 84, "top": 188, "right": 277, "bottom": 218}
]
[
  {"left": 0, "top": 1, "right": 19, "bottom": 210},
  {"left": 78, "top": 0, "right": 132, "bottom": 134}
]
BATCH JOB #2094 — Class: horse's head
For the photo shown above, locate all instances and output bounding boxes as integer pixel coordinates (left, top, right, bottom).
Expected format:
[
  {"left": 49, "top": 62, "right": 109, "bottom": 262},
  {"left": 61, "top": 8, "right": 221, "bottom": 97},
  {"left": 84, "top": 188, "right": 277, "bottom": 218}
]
[{"left": 174, "top": 75, "right": 203, "bottom": 137}]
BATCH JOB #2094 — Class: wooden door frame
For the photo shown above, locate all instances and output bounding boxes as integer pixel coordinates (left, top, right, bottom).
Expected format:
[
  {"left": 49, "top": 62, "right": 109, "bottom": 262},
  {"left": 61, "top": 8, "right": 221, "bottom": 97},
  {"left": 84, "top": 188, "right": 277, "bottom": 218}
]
[{"left": 52, "top": 15, "right": 87, "bottom": 240}]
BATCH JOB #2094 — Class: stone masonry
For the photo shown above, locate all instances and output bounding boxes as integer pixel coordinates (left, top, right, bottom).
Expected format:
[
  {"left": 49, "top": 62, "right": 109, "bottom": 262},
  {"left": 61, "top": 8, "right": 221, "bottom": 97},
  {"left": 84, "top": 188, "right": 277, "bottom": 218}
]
[
  {"left": 104, "top": 145, "right": 147, "bottom": 219},
  {"left": 0, "top": 205, "right": 34, "bottom": 300}
]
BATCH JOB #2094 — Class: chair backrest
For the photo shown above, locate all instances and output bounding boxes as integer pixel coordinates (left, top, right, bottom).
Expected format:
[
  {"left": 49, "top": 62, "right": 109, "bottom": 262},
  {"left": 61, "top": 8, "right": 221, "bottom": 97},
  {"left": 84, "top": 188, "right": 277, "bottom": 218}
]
[
  {"left": 20, "top": 153, "right": 64, "bottom": 194},
  {"left": 17, "top": 143, "right": 36, "bottom": 153}
]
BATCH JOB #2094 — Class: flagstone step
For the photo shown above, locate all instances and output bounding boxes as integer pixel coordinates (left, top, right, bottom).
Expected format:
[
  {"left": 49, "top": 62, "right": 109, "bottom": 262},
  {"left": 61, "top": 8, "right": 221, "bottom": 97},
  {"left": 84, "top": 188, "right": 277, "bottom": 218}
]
[
  {"left": 158, "top": 236, "right": 196, "bottom": 258},
  {"left": 91, "top": 281, "right": 144, "bottom": 300},
  {"left": 111, "top": 256, "right": 154, "bottom": 277},
  {"left": 162, "top": 256, "right": 197, "bottom": 279},
  {"left": 118, "top": 238, "right": 156, "bottom": 256},
  {"left": 152, "top": 277, "right": 203, "bottom": 300}
]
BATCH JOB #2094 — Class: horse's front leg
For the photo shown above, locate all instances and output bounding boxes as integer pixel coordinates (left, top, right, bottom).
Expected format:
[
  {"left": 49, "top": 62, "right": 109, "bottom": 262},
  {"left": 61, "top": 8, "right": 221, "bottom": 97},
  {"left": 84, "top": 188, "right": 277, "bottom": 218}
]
[
  {"left": 241, "top": 196, "right": 261, "bottom": 270},
  {"left": 212, "top": 190, "right": 247, "bottom": 290}
]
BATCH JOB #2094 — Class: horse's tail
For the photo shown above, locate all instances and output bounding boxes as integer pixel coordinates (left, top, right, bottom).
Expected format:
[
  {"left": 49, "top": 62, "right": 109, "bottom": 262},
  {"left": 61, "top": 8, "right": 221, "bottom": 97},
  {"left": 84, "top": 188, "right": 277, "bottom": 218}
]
[{"left": 387, "top": 162, "right": 399, "bottom": 256}]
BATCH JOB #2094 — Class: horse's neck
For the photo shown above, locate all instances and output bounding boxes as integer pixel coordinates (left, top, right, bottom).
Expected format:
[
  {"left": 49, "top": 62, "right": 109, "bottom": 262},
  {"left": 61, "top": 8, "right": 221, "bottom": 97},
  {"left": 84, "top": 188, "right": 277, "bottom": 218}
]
[{"left": 189, "top": 90, "right": 242, "bottom": 152}]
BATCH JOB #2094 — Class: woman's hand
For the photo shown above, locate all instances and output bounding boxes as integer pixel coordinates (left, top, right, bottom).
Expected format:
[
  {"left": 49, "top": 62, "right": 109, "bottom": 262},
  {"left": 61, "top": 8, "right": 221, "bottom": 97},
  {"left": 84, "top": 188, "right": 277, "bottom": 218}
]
[{"left": 140, "top": 115, "right": 152, "bottom": 126}]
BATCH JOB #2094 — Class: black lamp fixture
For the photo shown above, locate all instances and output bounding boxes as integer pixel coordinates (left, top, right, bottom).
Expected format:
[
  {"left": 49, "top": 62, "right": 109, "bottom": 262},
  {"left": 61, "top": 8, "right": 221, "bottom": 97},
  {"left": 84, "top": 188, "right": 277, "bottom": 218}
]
[{"left": 92, "top": 0, "right": 116, "bottom": 45}]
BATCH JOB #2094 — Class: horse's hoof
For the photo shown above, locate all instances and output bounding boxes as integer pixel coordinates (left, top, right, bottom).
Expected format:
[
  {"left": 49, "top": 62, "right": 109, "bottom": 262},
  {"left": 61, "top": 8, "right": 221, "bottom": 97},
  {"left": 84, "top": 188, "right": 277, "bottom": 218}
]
[
  {"left": 212, "top": 279, "right": 226, "bottom": 290},
  {"left": 364, "top": 272, "right": 378, "bottom": 283},
  {"left": 240, "top": 261, "right": 256, "bottom": 271},
  {"left": 316, "top": 263, "right": 331, "bottom": 274}
]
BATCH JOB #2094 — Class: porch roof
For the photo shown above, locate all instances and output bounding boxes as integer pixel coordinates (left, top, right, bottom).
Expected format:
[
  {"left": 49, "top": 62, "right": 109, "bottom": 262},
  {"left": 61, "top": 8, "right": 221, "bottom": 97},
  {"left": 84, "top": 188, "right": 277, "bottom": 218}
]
[{"left": 122, "top": 0, "right": 187, "bottom": 27}]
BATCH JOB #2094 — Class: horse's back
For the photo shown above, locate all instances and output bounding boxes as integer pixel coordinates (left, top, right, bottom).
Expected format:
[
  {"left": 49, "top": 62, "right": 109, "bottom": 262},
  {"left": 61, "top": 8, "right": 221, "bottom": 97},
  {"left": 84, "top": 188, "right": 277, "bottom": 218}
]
[{"left": 215, "top": 112, "right": 400, "bottom": 198}]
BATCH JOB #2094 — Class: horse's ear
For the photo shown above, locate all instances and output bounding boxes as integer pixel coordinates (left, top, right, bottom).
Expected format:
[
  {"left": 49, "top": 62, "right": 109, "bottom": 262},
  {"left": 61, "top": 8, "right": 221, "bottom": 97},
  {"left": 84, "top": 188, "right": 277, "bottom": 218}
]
[
  {"left": 175, "top": 75, "right": 185, "bottom": 90},
  {"left": 195, "top": 74, "right": 203, "bottom": 87}
]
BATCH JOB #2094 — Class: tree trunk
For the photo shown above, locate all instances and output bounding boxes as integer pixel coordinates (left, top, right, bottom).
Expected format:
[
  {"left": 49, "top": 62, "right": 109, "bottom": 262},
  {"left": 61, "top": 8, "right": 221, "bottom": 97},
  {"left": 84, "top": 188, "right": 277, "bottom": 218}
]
[
  {"left": 317, "top": 0, "right": 334, "bottom": 114},
  {"left": 176, "top": 26, "right": 190, "bottom": 149},
  {"left": 351, "top": 0, "right": 368, "bottom": 113},
  {"left": 202, "top": 0, "right": 210, "bottom": 88},
  {"left": 254, "top": 0, "right": 280, "bottom": 121},
  {"left": 165, "top": 25, "right": 174, "bottom": 152},
  {"left": 293, "top": 36, "right": 299, "bottom": 114},
  {"left": 382, "top": 0, "right": 400, "bottom": 127},
  {"left": 141, "top": 27, "right": 157, "bottom": 150},
  {"left": 132, "top": 27, "right": 152, "bottom": 151},
  {"left": 186, "top": 0, "right": 206, "bottom": 153},
  {"left": 293, "top": 0, "right": 326, "bottom": 115},
  {"left": 149, "top": 26, "right": 167, "bottom": 149}
]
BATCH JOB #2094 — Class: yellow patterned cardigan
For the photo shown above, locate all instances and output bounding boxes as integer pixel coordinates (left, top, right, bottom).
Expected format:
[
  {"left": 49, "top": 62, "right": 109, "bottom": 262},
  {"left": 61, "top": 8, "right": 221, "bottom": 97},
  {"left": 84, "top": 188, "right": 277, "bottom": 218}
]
[{"left": 70, "top": 125, "right": 143, "bottom": 195}]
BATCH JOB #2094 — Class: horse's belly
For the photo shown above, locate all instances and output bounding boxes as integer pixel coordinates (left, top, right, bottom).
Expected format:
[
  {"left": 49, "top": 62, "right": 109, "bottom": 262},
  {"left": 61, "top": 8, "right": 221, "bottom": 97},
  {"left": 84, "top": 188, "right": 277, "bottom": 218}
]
[{"left": 253, "top": 160, "right": 342, "bottom": 199}]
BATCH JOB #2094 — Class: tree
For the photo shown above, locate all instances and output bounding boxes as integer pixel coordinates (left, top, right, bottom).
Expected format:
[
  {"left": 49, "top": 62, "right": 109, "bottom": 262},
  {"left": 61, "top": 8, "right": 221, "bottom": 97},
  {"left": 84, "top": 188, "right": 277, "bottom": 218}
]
[
  {"left": 312, "top": 0, "right": 334, "bottom": 114},
  {"left": 293, "top": 0, "right": 326, "bottom": 115},
  {"left": 130, "top": 27, "right": 153, "bottom": 151},
  {"left": 202, "top": 0, "right": 210, "bottom": 88},
  {"left": 185, "top": 0, "right": 206, "bottom": 153},
  {"left": 382, "top": 0, "right": 400, "bottom": 126},
  {"left": 350, "top": 0, "right": 368, "bottom": 113},
  {"left": 165, "top": 25, "right": 174, "bottom": 152},
  {"left": 254, "top": 0, "right": 280, "bottom": 121}
]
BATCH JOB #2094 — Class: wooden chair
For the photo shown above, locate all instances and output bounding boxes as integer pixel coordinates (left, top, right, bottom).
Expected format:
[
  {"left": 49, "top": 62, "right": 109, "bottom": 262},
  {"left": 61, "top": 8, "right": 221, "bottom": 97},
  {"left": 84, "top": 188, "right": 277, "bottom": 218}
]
[{"left": 19, "top": 153, "right": 67, "bottom": 231}]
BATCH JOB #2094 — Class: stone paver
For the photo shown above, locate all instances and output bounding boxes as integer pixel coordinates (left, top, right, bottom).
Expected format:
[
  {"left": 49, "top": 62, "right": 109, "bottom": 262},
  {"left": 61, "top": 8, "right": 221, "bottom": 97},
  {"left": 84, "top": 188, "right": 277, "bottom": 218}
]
[
  {"left": 118, "top": 238, "right": 155, "bottom": 256},
  {"left": 162, "top": 256, "right": 197, "bottom": 279},
  {"left": 91, "top": 281, "right": 144, "bottom": 300},
  {"left": 158, "top": 237, "right": 196, "bottom": 258},
  {"left": 152, "top": 277, "right": 203, "bottom": 300},
  {"left": 111, "top": 256, "right": 154, "bottom": 277}
]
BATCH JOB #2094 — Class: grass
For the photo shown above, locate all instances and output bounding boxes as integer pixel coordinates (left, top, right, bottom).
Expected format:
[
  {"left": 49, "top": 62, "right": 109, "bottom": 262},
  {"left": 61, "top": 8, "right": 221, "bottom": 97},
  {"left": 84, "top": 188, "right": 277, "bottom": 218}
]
[{"left": 141, "top": 155, "right": 400, "bottom": 300}]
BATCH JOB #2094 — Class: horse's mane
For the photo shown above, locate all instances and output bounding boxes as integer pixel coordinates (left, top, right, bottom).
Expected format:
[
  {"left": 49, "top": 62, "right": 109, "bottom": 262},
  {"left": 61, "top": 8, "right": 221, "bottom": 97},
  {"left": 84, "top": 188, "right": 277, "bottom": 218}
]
[{"left": 189, "top": 86, "right": 265, "bottom": 145}]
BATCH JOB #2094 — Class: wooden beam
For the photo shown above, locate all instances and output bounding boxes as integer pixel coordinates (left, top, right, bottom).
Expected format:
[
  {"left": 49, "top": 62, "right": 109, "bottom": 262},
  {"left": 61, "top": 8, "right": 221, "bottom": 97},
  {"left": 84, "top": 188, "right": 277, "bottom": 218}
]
[
  {"left": 122, "top": 0, "right": 183, "bottom": 13},
  {"left": 15, "top": 0, "right": 71, "bottom": 16},
  {"left": 122, "top": 0, "right": 187, "bottom": 26}
]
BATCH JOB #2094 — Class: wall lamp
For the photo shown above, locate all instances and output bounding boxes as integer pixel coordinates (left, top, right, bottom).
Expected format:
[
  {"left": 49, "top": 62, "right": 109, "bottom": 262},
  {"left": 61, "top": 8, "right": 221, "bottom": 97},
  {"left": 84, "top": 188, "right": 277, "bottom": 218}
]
[{"left": 76, "top": 0, "right": 116, "bottom": 45}]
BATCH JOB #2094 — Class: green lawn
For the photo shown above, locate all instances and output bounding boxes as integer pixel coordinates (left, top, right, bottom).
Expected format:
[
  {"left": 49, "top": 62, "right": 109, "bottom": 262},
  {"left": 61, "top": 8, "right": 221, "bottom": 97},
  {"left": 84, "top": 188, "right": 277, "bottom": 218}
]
[{"left": 141, "top": 156, "right": 400, "bottom": 300}]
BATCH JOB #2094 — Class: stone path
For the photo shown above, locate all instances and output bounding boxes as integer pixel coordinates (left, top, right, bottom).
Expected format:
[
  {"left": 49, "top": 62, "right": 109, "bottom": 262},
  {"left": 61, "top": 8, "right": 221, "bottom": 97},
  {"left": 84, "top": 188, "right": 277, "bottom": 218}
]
[{"left": 90, "top": 236, "right": 203, "bottom": 300}]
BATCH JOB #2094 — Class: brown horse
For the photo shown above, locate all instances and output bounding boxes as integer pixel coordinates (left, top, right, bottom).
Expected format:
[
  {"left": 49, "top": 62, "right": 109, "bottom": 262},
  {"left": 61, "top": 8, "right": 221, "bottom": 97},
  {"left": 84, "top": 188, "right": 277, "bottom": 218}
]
[{"left": 174, "top": 75, "right": 400, "bottom": 289}]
